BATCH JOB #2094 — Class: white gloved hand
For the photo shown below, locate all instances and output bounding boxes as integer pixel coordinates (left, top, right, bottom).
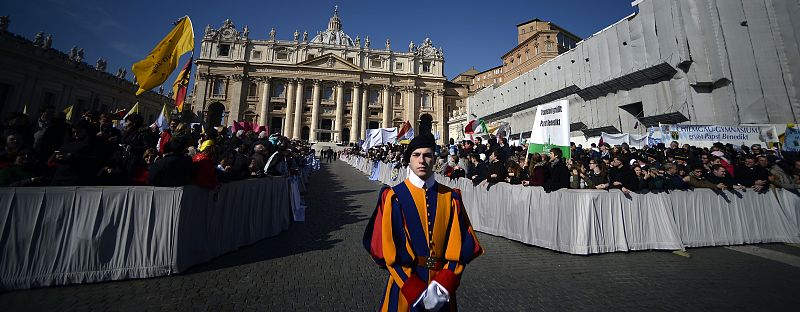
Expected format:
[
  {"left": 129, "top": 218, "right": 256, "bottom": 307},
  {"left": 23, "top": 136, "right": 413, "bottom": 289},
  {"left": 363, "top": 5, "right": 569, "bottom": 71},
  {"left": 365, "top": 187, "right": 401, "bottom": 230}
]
[{"left": 422, "top": 281, "right": 449, "bottom": 311}]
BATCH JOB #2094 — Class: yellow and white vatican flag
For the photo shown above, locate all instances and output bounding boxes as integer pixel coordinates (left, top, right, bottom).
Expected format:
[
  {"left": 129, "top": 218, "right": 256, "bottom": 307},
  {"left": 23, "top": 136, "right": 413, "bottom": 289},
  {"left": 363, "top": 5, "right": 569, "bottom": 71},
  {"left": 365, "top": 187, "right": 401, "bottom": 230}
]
[
  {"left": 153, "top": 103, "right": 171, "bottom": 131},
  {"left": 123, "top": 102, "right": 141, "bottom": 120},
  {"left": 132, "top": 16, "right": 194, "bottom": 96},
  {"left": 63, "top": 105, "right": 73, "bottom": 121}
]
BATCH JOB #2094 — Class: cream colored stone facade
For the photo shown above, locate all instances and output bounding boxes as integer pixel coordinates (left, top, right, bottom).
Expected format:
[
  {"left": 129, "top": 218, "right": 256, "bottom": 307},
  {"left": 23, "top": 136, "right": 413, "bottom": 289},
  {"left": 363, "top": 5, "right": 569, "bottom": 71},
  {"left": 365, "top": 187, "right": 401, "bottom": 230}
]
[
  {"left": 0, "top": 18, "right": 171, "bottom": 122},
  {"left": 192, "top": 8, "right": 448, "bottom": 143},
  {"left": 502, "top": 19, "right": 581, "bottom": 82}
]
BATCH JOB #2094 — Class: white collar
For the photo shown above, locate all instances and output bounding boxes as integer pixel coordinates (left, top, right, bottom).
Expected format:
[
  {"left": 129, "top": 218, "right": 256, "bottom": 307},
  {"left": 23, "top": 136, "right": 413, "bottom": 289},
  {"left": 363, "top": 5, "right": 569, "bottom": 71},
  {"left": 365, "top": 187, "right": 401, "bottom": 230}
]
[{"left": 406, "top": 167, "right": 436, "bottom": 189}]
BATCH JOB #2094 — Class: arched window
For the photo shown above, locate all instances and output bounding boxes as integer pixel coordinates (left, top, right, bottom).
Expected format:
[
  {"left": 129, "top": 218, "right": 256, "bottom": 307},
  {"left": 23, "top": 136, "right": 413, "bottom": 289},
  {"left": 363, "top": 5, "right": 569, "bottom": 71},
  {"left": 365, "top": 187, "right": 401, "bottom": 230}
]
[
  {"left": 212, "top": 78, "right": 226, "bottom": 97},
  {"left": 272, "top": 81, "right": 285, "bottom": 98},
  {"left": 369, "top": 89, "right": 380, "bottom": 105},
  {"left": 323, "top": 85, "right": 334, "bottom": 101},
  {"left": 247, "top": 82, "right": 258, "bottom": 98},
  {"left": 421, "top": 93, "right": 431, "bottom": 109},
  {"left": 342, "top": 128, "right": 350, "bottom": 142}
]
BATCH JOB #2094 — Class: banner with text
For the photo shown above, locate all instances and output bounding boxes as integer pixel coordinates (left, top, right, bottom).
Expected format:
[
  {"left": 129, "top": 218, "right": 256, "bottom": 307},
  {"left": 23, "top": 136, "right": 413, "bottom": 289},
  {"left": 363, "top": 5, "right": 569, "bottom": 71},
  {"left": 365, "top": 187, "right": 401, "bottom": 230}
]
[
  {"left": 660, "top": 124, "right": 778, "bottom": 144},
  {"left": 783, "top": 126, "right": 800, "bottom": 152},
  {"left": 528, "top": 99, "right": 570, "bottom": 158}
]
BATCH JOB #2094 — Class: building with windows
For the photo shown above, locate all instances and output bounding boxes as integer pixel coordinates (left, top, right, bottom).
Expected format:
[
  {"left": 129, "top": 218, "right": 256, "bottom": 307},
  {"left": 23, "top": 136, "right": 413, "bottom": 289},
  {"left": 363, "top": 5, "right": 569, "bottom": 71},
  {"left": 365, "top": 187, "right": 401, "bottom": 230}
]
[
  {"left": 471, "top": 65, "right": 504, "bottom": 92},
  {"left": 502, "top": 19, "right": 581, "bottom": 82},
  {"left": 0, "top": 17, "right": 171, "bottom": 123},
  {"left": 468, "top": 0, "right": 800, "bottom": 143},
  {"left": 192, "top": 8, "right": 449, "bottom": 143}
]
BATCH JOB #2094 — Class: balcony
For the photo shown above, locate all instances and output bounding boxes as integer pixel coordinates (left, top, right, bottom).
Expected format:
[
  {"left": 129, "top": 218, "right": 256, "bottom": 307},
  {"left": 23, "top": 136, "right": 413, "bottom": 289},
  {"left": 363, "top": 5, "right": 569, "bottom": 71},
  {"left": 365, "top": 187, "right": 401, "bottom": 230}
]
[
  {"left": 247, "top": 96, "right": 259, "bottom": 102},
  {"left": 270, "top": 96, "right": 286, "bottom": 103}
]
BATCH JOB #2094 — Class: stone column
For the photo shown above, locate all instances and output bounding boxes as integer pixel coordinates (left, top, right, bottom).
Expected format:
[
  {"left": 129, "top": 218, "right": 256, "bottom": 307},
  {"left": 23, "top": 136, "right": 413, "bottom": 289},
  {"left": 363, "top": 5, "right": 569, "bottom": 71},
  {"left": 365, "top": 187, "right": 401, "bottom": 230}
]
[
  {"left": 258, "top": 77, "right": 271, "bottom": 130},
  {"left": 195, "top": 73, "right": 209, "bottom": 118},
  {"left": 435, "top": 89, "right": 447, "bottom": 143},
  {"left": 284, "top": 79, "right": 296, "bottom": 137},
  {"left": 381, "top": 85, "right": 392, "bottom": 128},
  {"left": 334, "top": 81, "right": 345, "bottom": 142},
  {"left": 227, "top": 74, "right": 245, "bottom": 126},
  {"left": 310, "top": 80, "right": 322, "bottom": 142},
  {"left": 292, "top": 79, "right": 304, "bottom": 140},
  {"left": 360, "top": 85, "right": 369, "bottom": 140},
  {"left": 406, "top": 86, "right": 418, "bottom": 132},
  {"left": 350, "top": 83, "right": 361, "bottom": 143}
]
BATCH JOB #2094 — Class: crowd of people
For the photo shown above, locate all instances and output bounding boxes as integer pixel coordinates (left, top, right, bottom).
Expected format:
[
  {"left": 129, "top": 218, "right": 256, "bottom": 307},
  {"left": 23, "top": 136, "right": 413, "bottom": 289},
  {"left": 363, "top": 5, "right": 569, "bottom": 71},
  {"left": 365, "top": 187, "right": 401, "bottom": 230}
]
[
  {"left": 0, "top": 107, "right": 316, "bottom": 188},
  {"left": 344, "top": 135, "right": 800, "bottom": 194}
]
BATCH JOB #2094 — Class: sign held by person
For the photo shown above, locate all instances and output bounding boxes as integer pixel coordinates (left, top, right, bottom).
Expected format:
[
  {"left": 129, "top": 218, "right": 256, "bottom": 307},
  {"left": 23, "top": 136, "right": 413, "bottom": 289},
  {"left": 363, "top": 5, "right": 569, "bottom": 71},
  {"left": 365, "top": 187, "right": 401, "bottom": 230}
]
[{"left": 528, "top": 99, "right": 570, "bottom": 158}]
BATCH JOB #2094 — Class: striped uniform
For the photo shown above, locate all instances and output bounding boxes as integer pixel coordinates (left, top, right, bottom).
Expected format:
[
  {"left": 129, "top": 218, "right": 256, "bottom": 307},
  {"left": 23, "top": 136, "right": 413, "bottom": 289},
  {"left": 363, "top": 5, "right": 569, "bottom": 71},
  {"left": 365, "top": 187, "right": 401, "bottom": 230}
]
[{"left": 364, "top": 179, "right": 483, "bottom": 311}]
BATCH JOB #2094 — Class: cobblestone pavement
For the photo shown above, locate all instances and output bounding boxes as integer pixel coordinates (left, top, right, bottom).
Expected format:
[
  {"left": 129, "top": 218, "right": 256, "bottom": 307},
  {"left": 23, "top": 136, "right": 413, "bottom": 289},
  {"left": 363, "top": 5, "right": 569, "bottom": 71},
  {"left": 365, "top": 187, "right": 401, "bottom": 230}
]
[{"left": 2, "top": 161, "right": 800, "bottom": 311}]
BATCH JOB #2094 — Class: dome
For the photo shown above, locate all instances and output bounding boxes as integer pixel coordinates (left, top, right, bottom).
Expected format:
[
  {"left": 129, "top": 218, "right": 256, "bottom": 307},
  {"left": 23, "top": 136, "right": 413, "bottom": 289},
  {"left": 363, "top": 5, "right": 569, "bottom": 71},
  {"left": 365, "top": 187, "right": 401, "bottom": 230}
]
[{"left": 310, "top": 6, "right": 356, "bottom": 47}]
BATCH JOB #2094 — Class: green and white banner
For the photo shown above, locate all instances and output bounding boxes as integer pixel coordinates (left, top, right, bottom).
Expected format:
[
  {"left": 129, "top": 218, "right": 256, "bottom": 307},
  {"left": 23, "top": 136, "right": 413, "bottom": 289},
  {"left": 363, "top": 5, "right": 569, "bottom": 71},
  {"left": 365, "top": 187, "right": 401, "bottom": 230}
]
[{"left": 528, "top": 99, "right": 570, "bottom": 158}]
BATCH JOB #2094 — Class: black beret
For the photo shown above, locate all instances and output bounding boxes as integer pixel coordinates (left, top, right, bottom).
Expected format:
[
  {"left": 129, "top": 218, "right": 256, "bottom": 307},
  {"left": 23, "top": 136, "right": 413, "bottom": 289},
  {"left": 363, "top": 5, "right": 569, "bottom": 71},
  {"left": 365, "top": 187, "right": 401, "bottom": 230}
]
[{"left": 403, "top": 133, "right": 436, "bottom": 163}]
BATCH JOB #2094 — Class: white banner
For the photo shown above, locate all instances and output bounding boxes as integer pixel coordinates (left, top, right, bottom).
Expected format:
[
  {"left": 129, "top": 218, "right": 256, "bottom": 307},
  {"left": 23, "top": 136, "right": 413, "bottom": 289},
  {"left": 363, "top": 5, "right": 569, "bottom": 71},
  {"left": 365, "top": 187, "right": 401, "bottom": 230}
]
[
  {"left": 530, "top": 99, "right": 570, "bottom": 146},
  {"left": 660, "top": 124, "right": 778, "bottom": 144},
  {"left": 363, "top": 128, "right": 398, "bottom": 150},
  {"left": 601, "top": 132, "right": 649, "bottom": 148}
]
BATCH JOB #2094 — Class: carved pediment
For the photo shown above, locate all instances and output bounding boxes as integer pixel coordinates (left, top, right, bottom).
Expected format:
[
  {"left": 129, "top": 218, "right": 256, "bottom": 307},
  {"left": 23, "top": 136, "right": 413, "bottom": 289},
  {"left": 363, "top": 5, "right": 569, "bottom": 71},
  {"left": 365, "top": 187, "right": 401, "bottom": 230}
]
[{"left": 297, "top": 53, "right": 361, "bottom": 71}]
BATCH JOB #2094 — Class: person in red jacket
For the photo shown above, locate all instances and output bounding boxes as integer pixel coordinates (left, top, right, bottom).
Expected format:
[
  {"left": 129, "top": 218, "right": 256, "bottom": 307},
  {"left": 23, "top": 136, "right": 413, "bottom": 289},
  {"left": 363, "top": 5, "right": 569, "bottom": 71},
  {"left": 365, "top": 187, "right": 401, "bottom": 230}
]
[{"left": 192, "top": 140, "right": 219, "bottom": 189}]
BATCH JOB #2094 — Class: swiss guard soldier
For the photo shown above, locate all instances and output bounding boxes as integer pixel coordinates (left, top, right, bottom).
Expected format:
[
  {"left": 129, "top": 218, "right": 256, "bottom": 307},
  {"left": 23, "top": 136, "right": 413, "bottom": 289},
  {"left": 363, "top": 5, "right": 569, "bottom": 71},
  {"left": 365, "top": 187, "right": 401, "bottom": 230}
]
[{"left": 363, "top": 133, "right": 483, "bottom": 311}]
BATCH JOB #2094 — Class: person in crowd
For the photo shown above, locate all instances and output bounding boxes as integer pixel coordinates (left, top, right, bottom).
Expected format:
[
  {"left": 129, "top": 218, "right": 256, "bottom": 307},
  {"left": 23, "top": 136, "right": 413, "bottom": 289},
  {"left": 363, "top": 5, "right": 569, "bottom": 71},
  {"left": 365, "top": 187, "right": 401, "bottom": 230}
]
[
  {"left": 147, "top": 142, "right": 193, "bottom": 187},
  {"left": 216, "top": 152, "right": 237, "bottom": 183},
  {"left": 96, "top": 148, "right": 127, "bottom": 186},
  {"left": 735, "top": 155, "right": 770, "bottom": 192},
  {"left": 602, "top": 155, "right": 639, "bottom": 195},
  {"left": 121, "top": 113, "right": 156, "bottom": 178},
  {"left": 568, "top": 159, "right": 589, "bottom": 189},
  {"left": 632, "top": 165, "right": 649, "bottom": 191},
  {"left": 265, "top": 138, "right": 290, "bottom": 176},
  {"left": 1, "top": 148, "right": 45, "bottom": 186},
  {"left": 585, "top": 158, "right": 608, "bottom": 189},
  {"left": 687, "top": 165, "right": 721, "bottom": 189},
  {"left": 48, "top": 120, "right": 98, "bottom": 186},
  {"left": 325, "top": 147, "right": 334, "bottom": 163},
  {"left": 706, "top": 164, "right": 746, "bottom": 191},
  {"left": 506, "top": 158, "right": 524, "bottom": 185},
  {"left": 486, "top": 149, "right": 506, "bottom": 185},
  {"left": 663, "top": 163, "right": 689, "bottom": 190},
  {"left": 468, "top": 152, "right": 487, "bottom": 186},
  {"left": 543, "top": 148, "right": 569, "bottom": 192},
  {"left": 522, "top": 153, "right": 548, "bottom": 187},
  {"left": 130, "top": 148, "right": 157, "bottom": 186},
  {"left": 192, "top": 139, "right": 219, "bottom": 189},
  {"left": 157, "top": 118, "right": 179, "bottom": 154}
]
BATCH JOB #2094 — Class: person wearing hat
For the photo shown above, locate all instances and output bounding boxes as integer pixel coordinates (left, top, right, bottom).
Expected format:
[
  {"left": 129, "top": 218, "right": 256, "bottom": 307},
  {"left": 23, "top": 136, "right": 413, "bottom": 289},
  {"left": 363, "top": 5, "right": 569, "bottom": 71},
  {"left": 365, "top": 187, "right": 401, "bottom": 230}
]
[
  {"left": 363, "top": 133, "right": 483, "bottom": 311},
  {"left": 192, "top": 139, "right": 219, "bottom": 189}
]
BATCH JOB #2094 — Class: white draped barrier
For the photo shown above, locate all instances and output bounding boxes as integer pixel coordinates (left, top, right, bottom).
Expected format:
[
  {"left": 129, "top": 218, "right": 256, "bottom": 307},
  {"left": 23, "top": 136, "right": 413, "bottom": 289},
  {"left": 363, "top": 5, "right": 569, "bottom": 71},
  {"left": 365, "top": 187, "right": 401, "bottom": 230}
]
[
  {"left": 0, "top": 177, "right": 291, "bottom": 291},
  {"left": 341, "top": 156, "right": 800, "bottom": 255}
]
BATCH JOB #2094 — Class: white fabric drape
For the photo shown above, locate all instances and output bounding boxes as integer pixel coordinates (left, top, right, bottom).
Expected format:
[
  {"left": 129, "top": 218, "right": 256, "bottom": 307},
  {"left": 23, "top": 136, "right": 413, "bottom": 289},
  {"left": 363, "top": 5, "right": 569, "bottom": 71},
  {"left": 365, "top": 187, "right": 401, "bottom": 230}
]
[
  {"left": 1, "top": 177, "right": 291, "bottom": 291},
  {"left": 342, "top": 155, "right": 800, "bottom": 255}
]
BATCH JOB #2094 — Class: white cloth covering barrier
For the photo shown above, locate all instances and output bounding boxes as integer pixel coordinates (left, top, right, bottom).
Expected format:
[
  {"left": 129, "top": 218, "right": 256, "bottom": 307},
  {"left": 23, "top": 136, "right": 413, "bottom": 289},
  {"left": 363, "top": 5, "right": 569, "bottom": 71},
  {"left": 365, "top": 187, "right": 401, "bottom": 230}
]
[
  {"left": 0, "top": 177, "right": 291, "bottom": 291},
  {"left": 341, "top": 155, "right": 800, "bottom": 255}
]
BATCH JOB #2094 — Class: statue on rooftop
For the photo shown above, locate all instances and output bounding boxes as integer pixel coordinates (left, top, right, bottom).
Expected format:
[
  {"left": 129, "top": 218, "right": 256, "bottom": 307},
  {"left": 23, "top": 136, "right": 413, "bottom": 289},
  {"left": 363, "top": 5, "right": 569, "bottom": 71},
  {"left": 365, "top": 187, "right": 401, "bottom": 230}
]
[{"left": 33, "top": 31, "right": 44, "bottom": 47}]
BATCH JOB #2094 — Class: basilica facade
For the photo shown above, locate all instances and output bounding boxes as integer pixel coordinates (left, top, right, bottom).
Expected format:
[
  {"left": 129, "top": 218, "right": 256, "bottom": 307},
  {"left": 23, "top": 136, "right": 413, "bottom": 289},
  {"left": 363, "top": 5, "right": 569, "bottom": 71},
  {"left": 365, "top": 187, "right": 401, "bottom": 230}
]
[{"left": 192, "top": 8, "right": 448, "bottom": 143}]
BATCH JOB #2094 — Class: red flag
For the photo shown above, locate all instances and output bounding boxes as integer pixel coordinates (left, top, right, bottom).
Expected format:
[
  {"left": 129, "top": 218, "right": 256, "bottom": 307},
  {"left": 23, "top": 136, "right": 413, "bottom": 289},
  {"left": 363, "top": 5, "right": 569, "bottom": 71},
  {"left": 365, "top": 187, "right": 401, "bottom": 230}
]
[
  {"left": 464, "top": 119, "right": 477, "bottom": 134},
  {"left": 397, "top": 121, "right": 411, "bottom": 139},
  {"left": 172, "top": 55, "right": 192, "bottom": 112}
]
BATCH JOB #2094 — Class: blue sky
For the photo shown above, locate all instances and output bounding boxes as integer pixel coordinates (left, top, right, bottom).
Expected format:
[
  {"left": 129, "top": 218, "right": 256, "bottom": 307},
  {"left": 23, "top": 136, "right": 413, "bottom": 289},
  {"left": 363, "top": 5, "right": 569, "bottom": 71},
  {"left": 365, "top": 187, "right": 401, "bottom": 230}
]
[{"left": 3, "top": 0, "right": 635, "bottom": 89}]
